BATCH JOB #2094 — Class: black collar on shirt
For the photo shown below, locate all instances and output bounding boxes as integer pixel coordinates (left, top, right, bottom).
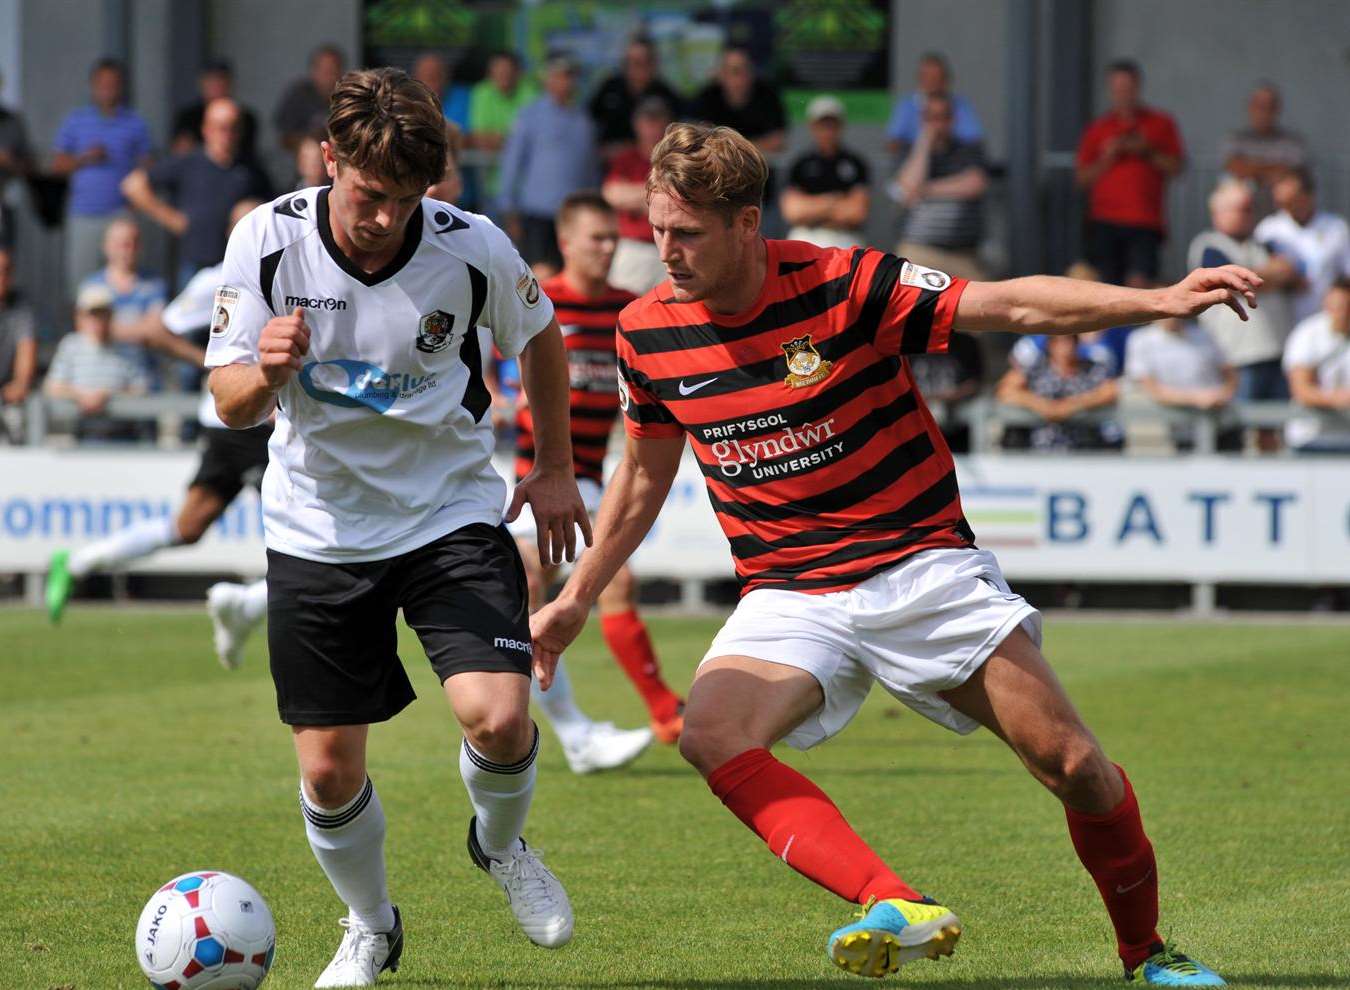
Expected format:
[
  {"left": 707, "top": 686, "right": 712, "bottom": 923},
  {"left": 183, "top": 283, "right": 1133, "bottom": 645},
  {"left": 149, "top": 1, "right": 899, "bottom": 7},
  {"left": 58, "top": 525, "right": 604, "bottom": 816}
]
[{"left": 316, "top": 186, "right": 423, "bottom": 287}]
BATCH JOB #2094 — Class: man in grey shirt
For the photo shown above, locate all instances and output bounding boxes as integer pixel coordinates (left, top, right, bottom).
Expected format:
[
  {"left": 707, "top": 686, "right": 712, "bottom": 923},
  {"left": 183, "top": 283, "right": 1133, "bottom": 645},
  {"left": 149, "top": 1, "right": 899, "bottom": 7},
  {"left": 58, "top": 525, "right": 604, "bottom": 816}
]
[{"left": 498, "top": 55, "right": 600, "bottom": 272}]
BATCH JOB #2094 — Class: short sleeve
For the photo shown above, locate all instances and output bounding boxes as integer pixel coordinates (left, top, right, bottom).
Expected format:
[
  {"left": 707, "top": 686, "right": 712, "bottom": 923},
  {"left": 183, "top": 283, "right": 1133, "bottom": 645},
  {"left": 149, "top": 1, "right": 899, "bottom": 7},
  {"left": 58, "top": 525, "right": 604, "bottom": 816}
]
[
  {"left": 850, "top": 153, "right": 871, "bottom": 186},
  {"left": 1282, "top": 321, "right": 1316, "bottom": 372},
  {"left": 856, "top": 250, "right": 968, "bottom": 357},
  {"left": 615, "top": 324, "right": 682, "bottom": 440},
  {"left": 53, "top": 112, "right": 78, "bottom": 154},
  {"left": 47, "top": 335, "right": 75, "bottom": 383},
  {"left": 1123, "top": 332, "right": 1152, "bottom": 381},
  {"left": 786, "top": 153, "right": 810, "bottom": 190},
  {"left": 131, "top": 116, "right": 152, "bottom": 160},
  {"left": 480, "top": 221, "right": 555, "bottom": 359},
  {"left": 204, "top": 209, "right": 274, "bottom": 367},
  {"left": 7, "top": 306, "right": 35, "bottom": 342},
  {"left": 1156, "top": 113, "right": 1183, "bottom": 159},
  {"left": 163, "top": 269, "right": 223, "bottom": 334},
  {"left": 1076, "top": 121, "right": 1103, "bottom": 169}
]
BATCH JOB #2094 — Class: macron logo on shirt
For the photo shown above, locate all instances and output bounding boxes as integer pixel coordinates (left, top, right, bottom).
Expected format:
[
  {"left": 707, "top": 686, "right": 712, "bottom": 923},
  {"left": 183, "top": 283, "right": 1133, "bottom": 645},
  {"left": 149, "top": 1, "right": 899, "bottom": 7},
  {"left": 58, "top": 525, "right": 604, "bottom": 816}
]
[{"left": 285, "top": 294, "right": 348, "bottom": 311}]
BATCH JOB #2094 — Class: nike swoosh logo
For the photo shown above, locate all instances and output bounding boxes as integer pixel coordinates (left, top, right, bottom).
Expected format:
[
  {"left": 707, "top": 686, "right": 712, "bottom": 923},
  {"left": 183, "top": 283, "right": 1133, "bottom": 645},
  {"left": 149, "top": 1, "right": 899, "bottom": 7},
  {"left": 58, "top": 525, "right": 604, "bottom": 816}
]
[
  {"left": 678, "top": 378, "right": 718, "bottom": 396},
  {"left": 1115, "top": 867, "right": 1153, "bottom": 895}
]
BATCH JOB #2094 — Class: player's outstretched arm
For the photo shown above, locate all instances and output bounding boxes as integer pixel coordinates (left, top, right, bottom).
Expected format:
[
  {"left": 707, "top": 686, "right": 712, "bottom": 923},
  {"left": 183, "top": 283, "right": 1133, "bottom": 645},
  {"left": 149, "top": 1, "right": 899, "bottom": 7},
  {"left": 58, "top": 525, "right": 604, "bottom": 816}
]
[
  {"left": 209, "top": 307, "right": 310, "bottom": 428},
  {"left": 953, "top": 265, "right": 1262, "bottom": 335},
  {"left": 510, "top": 318, "right": 591, "bottom": 566},
  {"left": 530, "top": 433, "right": 685, "bottom": 689}
]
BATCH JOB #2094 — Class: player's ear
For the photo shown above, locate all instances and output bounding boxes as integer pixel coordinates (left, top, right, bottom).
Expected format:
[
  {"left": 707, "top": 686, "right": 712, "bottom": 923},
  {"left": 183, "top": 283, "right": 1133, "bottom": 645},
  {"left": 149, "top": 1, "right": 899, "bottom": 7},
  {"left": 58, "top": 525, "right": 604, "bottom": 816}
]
[{"left": 737, "top": 204, "right": 761, "bottom": 240}]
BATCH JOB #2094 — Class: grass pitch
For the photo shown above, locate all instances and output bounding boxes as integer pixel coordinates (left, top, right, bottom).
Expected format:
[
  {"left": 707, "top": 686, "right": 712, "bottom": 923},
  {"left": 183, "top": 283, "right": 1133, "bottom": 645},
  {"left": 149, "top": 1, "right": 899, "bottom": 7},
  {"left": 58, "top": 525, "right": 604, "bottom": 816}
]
[{"left": 3, "top": 608, "right": 1347, "bottom": 990}]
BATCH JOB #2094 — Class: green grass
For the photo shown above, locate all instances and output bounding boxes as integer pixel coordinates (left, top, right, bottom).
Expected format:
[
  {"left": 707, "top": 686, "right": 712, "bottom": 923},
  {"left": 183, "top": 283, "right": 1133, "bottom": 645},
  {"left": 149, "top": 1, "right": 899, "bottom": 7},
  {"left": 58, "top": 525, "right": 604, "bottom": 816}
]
[{"left": 2, "top": 609, "right": 1348, "bottom": 990}]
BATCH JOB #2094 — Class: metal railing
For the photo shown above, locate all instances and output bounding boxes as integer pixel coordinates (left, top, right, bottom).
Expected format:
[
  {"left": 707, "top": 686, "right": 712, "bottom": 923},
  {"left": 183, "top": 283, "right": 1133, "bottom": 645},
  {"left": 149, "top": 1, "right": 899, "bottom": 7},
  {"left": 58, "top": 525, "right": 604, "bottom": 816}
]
[{"left": 10, "top": 392, "right": 1350, "bottom": 457}]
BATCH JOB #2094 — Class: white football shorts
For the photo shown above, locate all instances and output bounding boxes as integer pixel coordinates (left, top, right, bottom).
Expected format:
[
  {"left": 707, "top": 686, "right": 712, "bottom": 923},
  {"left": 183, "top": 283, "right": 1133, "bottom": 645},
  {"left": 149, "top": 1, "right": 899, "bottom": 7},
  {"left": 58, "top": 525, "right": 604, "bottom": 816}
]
[
  {"left": 505, "top": 476, "right": 603, "bottom": 542},
  {"left": 701, "top": 547, "right": 1041, "bottom": 749}
]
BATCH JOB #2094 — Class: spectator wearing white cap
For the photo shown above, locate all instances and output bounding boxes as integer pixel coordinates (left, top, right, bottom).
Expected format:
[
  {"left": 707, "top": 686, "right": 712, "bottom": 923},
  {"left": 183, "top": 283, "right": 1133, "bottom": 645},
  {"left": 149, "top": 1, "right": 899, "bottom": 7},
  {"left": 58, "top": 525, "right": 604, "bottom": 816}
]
[
  {"left": 44, "top": 282, "right": 152, "bottom": 442},
  {"left": 781, "top": 96, "right": 870, "bottom": 251}
]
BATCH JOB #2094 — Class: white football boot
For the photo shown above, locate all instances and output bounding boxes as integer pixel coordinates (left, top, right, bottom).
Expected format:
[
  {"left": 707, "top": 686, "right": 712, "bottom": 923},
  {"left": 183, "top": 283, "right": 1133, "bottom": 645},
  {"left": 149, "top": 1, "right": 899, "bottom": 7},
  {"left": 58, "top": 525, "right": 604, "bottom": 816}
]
[
  {"left": 561, "top": 722, "right": 653, "bottom": 775},
  {"left": 467, "top": 818, "right": 574, "bottom": 948},
  {"left": 206, "top": 582, "right": 256, "bottom": 670},
  {"left": 313, "top": 906, "right": 403, "bottom": 988}
]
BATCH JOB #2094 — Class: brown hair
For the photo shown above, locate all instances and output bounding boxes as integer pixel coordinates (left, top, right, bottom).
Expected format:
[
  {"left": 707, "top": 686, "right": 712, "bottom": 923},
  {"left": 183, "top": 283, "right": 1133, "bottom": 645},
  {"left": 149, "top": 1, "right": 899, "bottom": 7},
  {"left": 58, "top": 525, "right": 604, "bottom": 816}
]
[
  {"left": 326, "top": 67, "right": 447, "bottom": 189},
  {"left": 556, "top": 190, "right": 614, "bottom": 229},
  {"left": 646, "top": 122, "right": 767, "bottom": 221}
]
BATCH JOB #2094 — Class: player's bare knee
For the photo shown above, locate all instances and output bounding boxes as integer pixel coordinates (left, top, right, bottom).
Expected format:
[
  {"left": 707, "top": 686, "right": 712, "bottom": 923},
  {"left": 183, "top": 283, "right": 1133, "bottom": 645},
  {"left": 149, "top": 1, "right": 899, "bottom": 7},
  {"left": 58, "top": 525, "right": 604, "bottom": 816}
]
[
  {"left": 1032, "top": 731, "right": 1108, "bottom": 803},
  {"left": 175, "top": 518, "right": 207, "bottom": 545},
  {"left": 302, "top": 759, "right": 366, "bottom": 809},
  {"left": 462, "top": 707, "right": 534, "bottom": 763},
  {"left": 678, "top": 720, "right": 746, "bottom": 777}
]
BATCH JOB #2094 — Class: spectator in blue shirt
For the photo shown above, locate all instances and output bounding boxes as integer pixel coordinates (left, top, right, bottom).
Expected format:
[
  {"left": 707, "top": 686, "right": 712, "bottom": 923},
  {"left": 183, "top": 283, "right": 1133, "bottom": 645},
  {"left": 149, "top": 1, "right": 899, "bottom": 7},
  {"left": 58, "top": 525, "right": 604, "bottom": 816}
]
[
  {"left": 51, "top": 58, "right": 153, "bottom": 294},
  {"left": 498, "top": 54, "right": 600, "bottom": 273},
  {"left": 885, "top": 52, "right": 984, "bottom": 157}
]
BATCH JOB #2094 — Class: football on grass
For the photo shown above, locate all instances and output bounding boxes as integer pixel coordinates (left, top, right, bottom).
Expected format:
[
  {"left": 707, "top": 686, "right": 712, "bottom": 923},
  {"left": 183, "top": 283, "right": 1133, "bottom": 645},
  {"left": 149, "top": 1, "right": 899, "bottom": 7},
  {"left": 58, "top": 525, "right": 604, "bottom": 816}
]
[{"left": 134, "top": 871, "right": 275, "bottom": 989}]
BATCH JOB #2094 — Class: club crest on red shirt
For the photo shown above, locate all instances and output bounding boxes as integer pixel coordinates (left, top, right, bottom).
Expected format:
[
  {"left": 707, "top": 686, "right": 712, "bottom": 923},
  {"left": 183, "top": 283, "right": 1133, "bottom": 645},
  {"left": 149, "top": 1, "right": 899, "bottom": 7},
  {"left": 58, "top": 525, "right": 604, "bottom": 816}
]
[{"left": 782, "top": 334, "right": 832, "bottom": 388}]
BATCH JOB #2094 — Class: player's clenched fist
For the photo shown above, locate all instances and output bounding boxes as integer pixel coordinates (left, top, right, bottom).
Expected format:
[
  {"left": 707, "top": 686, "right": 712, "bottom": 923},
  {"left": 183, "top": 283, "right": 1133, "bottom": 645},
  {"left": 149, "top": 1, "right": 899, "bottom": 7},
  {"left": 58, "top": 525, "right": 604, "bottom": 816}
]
[{"left": 257, "top": 307, "right": 311, "bottom": 388}]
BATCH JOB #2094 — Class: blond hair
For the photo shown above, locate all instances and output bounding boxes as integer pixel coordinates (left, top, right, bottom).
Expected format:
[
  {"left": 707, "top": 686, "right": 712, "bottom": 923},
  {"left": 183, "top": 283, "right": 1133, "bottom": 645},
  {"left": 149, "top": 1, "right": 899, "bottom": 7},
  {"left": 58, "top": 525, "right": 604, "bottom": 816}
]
[
  {"left": 326, "top": 67, "right": 447, "bottom": 189},
  {"left": 646, "top": 122, "right": 767, "bottom": 220}
]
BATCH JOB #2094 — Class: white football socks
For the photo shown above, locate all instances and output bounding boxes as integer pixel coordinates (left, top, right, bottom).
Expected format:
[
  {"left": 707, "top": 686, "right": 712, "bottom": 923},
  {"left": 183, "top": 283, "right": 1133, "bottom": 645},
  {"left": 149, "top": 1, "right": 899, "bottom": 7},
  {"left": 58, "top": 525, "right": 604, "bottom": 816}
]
[
  {"left": 530, "top": 658, "right": 593, "bottom": 750},
  {"left": 460, "top": 723, "right": 539, "bottom": 860},
  {"left": 300, "top": 777, "right": 396, "bottom": 932},
  {"left": 239, "top": 578, "right": 268, "bottom": 624},
  {"left": 68, "top": 516, "right": 179, "bottom": 577}
]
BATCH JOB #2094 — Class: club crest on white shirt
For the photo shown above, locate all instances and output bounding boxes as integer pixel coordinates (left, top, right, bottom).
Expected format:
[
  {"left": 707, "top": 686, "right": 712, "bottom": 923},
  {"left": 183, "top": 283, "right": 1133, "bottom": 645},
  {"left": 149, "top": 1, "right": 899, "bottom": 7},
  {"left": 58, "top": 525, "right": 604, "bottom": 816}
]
[{"left": 415, "top": 309, "right": 455, "bottom": 353}]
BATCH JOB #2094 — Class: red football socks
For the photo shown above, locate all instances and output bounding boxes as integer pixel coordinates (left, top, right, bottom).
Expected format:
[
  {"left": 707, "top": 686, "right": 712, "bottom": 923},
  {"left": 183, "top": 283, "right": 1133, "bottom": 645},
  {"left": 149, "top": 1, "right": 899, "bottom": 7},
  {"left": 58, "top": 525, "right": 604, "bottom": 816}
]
[
  {"left": 1064, "top": 764, "right": 1161, "bottom": 969},
  {"left": 600, "top": 610, "right": 682, "bottom": 722},
  {"left": 707, "top": 748, "right": 921, "bottom": 904}
]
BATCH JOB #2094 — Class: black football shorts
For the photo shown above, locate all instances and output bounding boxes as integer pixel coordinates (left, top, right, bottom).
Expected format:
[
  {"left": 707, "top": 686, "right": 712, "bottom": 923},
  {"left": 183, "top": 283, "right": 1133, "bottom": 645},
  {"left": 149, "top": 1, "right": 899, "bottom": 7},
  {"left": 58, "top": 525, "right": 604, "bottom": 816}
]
[{"left": 266, "top": 522, "right": 533, "bottom": 726}]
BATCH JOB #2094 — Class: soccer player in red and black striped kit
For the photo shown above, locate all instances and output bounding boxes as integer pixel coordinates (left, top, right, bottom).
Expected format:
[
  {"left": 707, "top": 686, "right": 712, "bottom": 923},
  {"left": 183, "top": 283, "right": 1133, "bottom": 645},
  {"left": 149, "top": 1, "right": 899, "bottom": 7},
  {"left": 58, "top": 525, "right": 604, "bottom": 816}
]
[
  {"left": 533, "top": 124, "right": 1256, "bottom": 986},
  {"left": 510, "top": 193, "right": 686, "bottom": 750}
]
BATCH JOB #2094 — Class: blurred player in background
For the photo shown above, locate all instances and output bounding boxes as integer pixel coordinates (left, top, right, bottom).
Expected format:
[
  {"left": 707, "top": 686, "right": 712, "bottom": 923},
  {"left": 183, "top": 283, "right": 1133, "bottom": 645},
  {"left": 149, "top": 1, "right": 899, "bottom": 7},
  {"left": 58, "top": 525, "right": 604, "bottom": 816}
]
[
  {"left": 208, "top": 70, "right": 584, "bottom": 986},
  {"left": 533, "top": 123, "right": 1255, "bottom": 986},
  {"left": 44, "top": 198, "right": 269, "bottom": 664},
  {"left": 507, "top": 191, "right": 685, "bottom": 774}
]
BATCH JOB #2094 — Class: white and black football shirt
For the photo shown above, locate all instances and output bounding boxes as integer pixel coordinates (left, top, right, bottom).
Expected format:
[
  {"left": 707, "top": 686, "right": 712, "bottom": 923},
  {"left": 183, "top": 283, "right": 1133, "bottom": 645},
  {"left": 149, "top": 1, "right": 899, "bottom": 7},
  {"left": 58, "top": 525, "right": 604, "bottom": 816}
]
[{"left": 205, "top": 187, "right": 554, "bottom": 563}]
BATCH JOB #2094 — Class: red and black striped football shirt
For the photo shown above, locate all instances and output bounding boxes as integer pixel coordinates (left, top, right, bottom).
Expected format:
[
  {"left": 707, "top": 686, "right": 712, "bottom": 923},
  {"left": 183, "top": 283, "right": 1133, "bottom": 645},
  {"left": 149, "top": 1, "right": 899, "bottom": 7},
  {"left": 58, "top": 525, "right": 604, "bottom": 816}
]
[
  {"left": 516, "top": 274, "right": 635, "bottom": 484},
  {"left": 617, "top": 239, "right": 975, "bottom": 596}
]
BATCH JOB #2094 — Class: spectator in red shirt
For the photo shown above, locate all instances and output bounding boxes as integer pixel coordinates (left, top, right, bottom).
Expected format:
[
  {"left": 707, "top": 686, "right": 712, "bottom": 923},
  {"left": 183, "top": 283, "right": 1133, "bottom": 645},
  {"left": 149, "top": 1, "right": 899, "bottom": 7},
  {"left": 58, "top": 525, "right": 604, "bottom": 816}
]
[
  {"left": 1075, "top": 60, "right": 1184, "bottom": 288},
  {"left": 601, "top": 95, "right": 673, "bottom": 295}
]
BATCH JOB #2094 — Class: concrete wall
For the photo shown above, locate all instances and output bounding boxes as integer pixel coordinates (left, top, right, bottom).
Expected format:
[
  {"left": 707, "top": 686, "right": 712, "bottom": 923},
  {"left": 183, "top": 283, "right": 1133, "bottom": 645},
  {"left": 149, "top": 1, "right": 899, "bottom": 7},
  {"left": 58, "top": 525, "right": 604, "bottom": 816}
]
[{"left": 208, "top": 0, "right": 362, "bottom": 184}]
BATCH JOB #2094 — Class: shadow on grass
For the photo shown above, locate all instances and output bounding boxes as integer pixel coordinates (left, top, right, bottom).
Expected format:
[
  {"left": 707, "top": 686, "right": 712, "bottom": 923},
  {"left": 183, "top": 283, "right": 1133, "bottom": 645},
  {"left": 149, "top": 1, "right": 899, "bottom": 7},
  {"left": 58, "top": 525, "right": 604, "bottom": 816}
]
[
  {"left": 390, "top": 975, "right": 1348, "bottom": 989},
  {"left": 616, "top": 766, "right": 1007, "bottom": 781}
]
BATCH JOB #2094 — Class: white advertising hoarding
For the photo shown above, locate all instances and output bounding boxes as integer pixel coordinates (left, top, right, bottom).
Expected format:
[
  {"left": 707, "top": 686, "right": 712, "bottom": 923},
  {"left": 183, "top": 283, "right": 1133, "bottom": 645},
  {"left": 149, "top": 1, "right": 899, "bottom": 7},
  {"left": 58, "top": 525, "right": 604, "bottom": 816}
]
[{"left": 1, "top": 449, "right": 1347, "bottom": 585}]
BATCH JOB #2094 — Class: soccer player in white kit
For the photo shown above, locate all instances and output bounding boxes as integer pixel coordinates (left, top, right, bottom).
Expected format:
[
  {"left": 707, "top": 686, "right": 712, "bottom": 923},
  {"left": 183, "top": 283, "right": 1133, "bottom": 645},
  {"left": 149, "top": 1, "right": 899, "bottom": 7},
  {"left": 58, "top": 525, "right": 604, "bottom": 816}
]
[{"left": 207, "top": 69, "right": 588, "bottom": 987}]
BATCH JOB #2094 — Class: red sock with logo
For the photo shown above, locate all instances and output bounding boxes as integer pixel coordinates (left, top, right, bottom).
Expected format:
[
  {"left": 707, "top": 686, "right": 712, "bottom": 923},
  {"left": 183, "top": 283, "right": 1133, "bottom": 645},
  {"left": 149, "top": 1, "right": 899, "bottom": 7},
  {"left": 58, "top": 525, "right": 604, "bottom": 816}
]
[
  {"left": 600, "top": 610, "right": 682, "bottom": 723},
  {"left": 707, "top": 748, "right": 920, "bottom": 904},
  {"left": 1064, "top": 764, "right": 1161, "bottom": 969}
]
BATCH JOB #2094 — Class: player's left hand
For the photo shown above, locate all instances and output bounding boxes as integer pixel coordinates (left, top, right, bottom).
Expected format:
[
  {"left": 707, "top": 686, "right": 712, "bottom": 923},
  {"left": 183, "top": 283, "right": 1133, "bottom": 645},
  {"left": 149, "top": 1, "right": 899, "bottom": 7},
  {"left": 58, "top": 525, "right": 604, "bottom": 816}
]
[
  {"left": 529, "top": 596, "right": 588, "bottom": 690},
  {"left": 1161, "top": 265, "right": 1262, "bottom": 321},
  {"left": 505, "top": 465, "right": 593, "bottom": 566}
]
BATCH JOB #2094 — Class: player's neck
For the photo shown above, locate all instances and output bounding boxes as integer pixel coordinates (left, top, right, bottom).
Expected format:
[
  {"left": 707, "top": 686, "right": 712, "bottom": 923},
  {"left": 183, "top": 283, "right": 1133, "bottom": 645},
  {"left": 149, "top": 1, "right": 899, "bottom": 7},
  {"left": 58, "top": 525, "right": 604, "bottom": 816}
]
[
  {"left": 705, "top": 238, "right": 768, "bottom": 316},
  {"left": 327, "top": 207, "right": 403, "bottom": 273},
  {"left": 561, "top": 268, "right": 608, "bottom": 299}
]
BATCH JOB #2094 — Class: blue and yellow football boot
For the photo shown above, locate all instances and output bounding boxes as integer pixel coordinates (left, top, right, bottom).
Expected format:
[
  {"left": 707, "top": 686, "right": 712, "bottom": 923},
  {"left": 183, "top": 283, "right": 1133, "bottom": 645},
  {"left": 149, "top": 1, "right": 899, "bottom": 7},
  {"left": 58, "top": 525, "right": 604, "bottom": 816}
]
[
  {"left": 1127, "top": 942, "right": 1226, "bottom": 986},
  {"left": 827, "top": 896, "right": 961, "bottom": 978}
]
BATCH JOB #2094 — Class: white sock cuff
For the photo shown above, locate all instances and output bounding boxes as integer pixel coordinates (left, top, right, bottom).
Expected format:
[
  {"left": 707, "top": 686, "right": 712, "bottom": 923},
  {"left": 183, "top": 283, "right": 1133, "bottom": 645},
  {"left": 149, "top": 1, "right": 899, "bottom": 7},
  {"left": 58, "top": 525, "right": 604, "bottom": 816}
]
[
  {"left": 462, "top": 723, "right": 539, "bottom": 776},
  {"left": 300, "top": 777, "right": 374, "bottom": 830}
]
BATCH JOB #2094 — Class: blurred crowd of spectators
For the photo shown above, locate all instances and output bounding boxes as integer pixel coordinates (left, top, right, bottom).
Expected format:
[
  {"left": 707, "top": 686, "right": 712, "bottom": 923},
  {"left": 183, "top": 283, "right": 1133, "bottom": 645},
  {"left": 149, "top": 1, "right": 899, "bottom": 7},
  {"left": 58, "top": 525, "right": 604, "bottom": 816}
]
[{"left": 0, "top": 39, "right": 1347, "bottom": 455}]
